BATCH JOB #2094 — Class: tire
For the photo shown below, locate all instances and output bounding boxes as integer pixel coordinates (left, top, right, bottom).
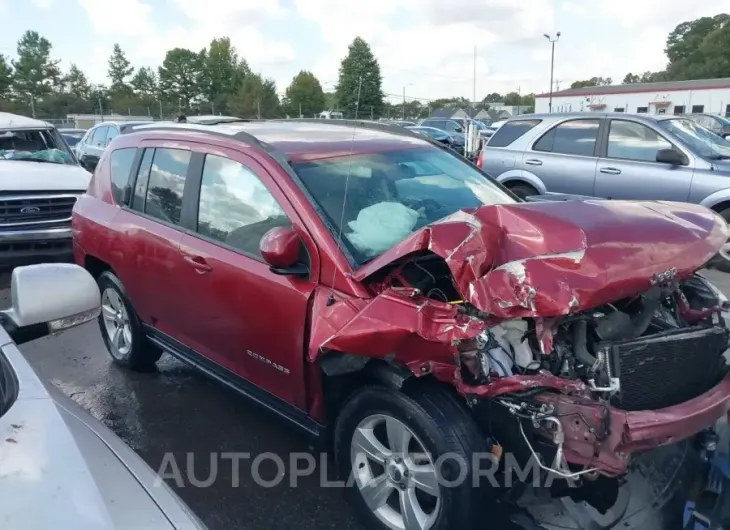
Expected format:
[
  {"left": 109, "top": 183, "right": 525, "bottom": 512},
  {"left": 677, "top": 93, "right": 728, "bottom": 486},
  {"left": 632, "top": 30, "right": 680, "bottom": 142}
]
[
  {"left": 709, "top": 208, "right": 730, "bottom": 273},
  {"left": 334, "top": 384, "right": 491, "bottom": 530},
  {"left": 507, "top": 183, "right": 538, "bottom": 200},
  {"left": 97, "top": 271, "right": 162, "bottom": 370}
]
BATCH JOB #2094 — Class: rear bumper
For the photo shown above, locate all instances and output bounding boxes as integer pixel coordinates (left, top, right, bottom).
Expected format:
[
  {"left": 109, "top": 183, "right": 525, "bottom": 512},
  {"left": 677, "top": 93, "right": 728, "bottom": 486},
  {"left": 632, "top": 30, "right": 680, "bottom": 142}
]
[
  {"left": 536, "top": 373, "right": 730, "bottom": 475},
  {"left": 0, "top": 226, "right": 73, "bottom": 264}
]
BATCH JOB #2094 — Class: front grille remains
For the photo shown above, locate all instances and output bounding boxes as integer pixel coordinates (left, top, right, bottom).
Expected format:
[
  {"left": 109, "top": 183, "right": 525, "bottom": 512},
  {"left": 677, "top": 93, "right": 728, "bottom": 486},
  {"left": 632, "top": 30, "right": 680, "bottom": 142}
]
[
  {"left": 0, "top": 194, "right": 78, "bottom": 227},
  {"left": 611, "top": 326, "right": 729, "bottom": 411}
]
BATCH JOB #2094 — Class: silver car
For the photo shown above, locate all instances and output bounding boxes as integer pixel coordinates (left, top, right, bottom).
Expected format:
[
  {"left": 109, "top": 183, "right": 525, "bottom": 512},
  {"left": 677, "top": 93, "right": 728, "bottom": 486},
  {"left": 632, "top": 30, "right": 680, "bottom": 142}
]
[
  {"left": 0, "top": 263, "right": 205, "bottom": 529},
  {"left": 479, "top": 112, "right": 730, "bottom": 270}
]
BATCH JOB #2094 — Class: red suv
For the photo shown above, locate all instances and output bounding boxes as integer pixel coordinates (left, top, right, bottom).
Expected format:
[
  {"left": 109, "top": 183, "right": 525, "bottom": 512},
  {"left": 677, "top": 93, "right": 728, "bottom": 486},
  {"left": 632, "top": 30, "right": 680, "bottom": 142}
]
[{"left": 73, "top": 119, "right": 730, "bottom": 529}]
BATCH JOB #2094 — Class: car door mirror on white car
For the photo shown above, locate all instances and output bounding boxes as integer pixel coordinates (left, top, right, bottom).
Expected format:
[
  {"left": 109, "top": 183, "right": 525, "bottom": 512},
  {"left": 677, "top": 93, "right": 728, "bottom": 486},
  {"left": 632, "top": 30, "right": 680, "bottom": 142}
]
[{"left": 3, "top": 264, "right": 100, "bottom": 333}]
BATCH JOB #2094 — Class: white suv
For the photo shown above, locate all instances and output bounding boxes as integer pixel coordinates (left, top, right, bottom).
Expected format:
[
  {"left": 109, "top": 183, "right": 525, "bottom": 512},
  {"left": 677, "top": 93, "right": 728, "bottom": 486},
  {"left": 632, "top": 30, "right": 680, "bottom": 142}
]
[{"left": 0, "top": 112, "right": 91, "bottom": 264}]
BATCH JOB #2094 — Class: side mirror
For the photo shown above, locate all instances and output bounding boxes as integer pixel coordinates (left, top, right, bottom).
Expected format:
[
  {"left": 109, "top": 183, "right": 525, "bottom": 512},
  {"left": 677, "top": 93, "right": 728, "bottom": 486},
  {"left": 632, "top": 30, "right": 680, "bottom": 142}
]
[
  {"left": 656, "top": 148, "right": 685, "bottom": 166},
  {"left": 2, "top": 264, "right": 100, "bottom": 342},
  {"left": 80, "top": 155, "right": 99, "bottom": 173},
  {"left": 259, "top": 226, "right": 308, "bottom": 277}
]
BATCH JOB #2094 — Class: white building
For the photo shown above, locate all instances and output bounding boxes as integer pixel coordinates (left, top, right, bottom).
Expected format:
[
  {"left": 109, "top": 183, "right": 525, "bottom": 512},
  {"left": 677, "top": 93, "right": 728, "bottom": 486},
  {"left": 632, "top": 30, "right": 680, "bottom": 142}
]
[{"left": 534, "top": 78, "right": 730, "bottom": 116}]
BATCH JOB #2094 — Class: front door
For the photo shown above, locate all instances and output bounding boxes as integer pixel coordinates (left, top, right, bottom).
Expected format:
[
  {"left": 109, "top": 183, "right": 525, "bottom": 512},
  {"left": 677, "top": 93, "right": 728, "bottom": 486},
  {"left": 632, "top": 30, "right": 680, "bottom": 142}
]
[
  {"left": 176, "top": 145, "right": 318, "bottom": 409},
  {"left": 593, "top": 118, "right": 694, "bottom": 201}
]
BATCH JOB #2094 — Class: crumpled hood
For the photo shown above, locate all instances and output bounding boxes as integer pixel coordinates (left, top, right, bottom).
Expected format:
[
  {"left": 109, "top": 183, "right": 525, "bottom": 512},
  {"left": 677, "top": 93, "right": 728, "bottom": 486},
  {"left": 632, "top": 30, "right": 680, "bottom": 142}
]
[
  {"left": 353, "top": 199, "right": 728, "bottom": 318},
  {"left": 0, "top": 160, "right": 90, "bottom": 191}
]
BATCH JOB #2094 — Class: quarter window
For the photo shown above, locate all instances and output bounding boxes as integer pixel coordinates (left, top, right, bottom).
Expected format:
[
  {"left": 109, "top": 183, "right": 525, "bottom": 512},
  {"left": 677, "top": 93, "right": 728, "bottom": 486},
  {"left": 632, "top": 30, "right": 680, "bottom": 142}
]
[
  {"left": 143, "top": 148, "right": 191, "bottom": 225},
  {"left": 488, "top": 119, "right": 541, "bottom": 147},
  {"left": 132, "top": 148, "right": 154, "bottom": 211},
  {"left": 91, "top": 126, "right": 108, "bottom": 147},
  {"left": 105, "top": 126, "right": 119, "bottom": 146},
  {"left": 533, "top": 119, "right": 600, "bottom": 156},
  {"left": 110, "top": 148, "right": 136, "bottom": 205},
  {"left": 607, "top": 121, "right": 672, "bottom": 162},
  {"left": 196, "top": 154, "right": 290, "bottom": 258}
]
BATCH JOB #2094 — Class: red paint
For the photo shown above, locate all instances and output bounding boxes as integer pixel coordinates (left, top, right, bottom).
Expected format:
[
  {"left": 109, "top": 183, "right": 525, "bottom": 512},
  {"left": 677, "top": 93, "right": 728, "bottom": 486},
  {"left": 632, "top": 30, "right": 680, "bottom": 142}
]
[
  {"left": 73, "top": 123, "right": 730, "bottom": 471},
  {"left": 259, "top": 226, "right": 301, "bottom": 268}
]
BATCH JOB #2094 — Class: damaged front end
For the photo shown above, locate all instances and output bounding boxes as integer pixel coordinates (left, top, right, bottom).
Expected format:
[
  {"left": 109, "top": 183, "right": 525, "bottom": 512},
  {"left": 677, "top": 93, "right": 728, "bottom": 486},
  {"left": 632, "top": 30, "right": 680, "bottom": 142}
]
[{"left": 313, "top": 199, "right": 730, "bottom": 486}]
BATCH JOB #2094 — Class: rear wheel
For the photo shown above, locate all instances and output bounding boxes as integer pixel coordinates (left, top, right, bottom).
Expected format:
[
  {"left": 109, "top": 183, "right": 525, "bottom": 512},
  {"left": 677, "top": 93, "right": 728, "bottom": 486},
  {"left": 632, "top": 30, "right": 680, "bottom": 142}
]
[
  {"left": 97, "top": 271, "right": 161, "bottom": 370},
  {"left": 507, "top": 183, "right": 539, "bottom": 200},
  {"left": 710, "top": 208, "right": 730, "bottom": 273}
]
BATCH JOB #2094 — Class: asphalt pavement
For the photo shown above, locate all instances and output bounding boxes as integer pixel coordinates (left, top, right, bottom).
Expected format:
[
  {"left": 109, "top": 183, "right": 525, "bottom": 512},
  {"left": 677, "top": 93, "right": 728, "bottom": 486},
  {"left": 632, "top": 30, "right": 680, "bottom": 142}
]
[{"left": 6, "top": 268, "right": 730, "bottom": 530}]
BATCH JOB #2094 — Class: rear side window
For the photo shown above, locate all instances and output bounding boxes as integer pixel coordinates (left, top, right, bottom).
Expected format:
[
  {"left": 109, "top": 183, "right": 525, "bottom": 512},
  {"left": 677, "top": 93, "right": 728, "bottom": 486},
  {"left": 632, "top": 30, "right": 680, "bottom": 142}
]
[
  {"left": 91, "top": 126, "right": 108, "bottom": 147},
  {"left": 106, "top": 127, "right": 119, "bottom": 145},
  {"left": 533, "top": 119, "right": 600, "bottom": 156},
  {"left": 488, "top": 120, "right": 541, "bottom": 148},
  {"left": 143, "top": 148, "right": 191, "bottom": 225},
  {"left": 110, "top": 148, "right": 136, "bottom": 204}
]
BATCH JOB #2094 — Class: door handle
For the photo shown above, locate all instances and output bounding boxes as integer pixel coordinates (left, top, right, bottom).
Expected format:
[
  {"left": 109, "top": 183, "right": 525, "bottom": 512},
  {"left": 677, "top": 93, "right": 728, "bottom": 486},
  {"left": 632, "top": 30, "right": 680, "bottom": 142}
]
[
  {"left": 600, "top": 167, "right": 622, "bottom": 175},
  {"left": 184, "top": 255, "right": 212, "bottom": 273},
  {"left": 525, "top": 159, "right": 543, "bottom": 166}
]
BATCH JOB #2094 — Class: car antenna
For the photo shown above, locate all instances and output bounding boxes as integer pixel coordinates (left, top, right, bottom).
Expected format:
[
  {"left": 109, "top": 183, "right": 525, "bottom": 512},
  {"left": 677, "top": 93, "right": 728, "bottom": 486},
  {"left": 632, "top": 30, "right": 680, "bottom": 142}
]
[{"left": 327, "top": 76, "right": 363, "bottom": 307}]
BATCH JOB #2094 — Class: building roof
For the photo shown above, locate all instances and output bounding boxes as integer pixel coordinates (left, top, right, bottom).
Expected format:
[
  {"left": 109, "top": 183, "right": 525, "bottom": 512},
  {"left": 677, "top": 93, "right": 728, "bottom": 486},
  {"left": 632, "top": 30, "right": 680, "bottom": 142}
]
[
  {"left": 429, "top": 108, "right": 457, "bottom": 118},
  {"left": 535, "top": 77, "right": 730, "bottom": 98},
  {"left": 0, "top": 112, "right": 51, "bottom": 129}
]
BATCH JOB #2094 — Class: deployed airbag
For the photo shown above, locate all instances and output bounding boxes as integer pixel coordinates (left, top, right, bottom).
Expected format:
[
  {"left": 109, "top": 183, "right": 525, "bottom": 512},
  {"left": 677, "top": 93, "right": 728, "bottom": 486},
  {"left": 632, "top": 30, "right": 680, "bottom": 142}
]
[{"left": 347, "top": 202, "right": 419, "bottom": 257}]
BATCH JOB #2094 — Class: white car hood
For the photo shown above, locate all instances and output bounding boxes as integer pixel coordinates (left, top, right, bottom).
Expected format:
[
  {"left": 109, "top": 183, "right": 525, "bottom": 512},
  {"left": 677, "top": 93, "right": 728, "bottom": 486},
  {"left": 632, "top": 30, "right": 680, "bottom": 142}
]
[{"left": 0, "top": 160, "right": 90, "bottom": 192}]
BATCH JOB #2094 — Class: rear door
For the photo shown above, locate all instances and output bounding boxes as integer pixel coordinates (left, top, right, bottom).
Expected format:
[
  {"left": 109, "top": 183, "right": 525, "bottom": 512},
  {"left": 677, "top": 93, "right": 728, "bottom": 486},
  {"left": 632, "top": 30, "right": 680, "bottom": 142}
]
[
  {"left": 593, "top": 118, "right": 693, "bottom": 201},
  {"left": 176, "top": 144, "right": 318, "bottom": 409},
  {"left": 523, "top": 118, "right": 602, "bottom": 196}
]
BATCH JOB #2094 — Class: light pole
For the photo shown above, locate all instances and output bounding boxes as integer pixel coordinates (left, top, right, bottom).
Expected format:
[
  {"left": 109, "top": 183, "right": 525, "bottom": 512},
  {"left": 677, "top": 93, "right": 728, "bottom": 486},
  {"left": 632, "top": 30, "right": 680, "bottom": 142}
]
[
  {"left": 402, "top": 83, "right": 413, "bottom": 120},
  {"left": 544, "top": 32, "right": 561, "bottom": 113}
]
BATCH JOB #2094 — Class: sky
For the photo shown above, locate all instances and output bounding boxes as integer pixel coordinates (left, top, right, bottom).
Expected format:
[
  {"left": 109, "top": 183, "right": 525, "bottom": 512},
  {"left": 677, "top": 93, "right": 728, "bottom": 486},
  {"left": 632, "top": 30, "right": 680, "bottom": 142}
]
[{"left": 1, "top": 0, "right": 730, "bottom": 104}]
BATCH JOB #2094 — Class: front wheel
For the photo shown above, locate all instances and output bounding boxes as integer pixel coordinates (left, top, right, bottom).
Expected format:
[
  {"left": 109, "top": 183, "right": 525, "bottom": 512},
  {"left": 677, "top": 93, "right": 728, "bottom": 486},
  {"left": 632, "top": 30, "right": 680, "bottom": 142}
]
[{"left": 334, "top": 385, "right": 490, "bottom": 530}]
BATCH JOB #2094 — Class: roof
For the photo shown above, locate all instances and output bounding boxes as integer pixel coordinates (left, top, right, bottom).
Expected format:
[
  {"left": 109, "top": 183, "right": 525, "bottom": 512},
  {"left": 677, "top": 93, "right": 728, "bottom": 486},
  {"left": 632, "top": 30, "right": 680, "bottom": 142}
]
[
  {"left": 535, "top": 77, "right": 730, "bottom": 98},
  {"left": 127, "top": 120, "right": 433, "bottom": 163},
  {"left": 0, "top": 112, "right": 51, "bottom": 130},
  {"left": 511, "top": 111, "right": 678, "bottom": 122},
  {"left": 428, "top": 108, "right": 456, "bottom": 118}
]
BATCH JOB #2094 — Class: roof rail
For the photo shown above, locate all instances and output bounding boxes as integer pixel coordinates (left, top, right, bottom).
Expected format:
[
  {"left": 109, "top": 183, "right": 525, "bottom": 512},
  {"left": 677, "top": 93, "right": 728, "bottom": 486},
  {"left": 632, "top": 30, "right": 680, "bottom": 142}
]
[
  {"left": 269, "top": 118, "right": 431, "bottom": 142},
  {"left": 120, "top": 122, "right": 274, "bottom": 153}
]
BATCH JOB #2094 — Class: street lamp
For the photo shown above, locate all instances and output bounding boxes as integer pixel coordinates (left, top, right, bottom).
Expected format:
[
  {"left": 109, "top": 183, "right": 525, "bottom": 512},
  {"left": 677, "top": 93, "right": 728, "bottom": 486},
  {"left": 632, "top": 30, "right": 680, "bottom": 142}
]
[
  {"left": 402, "top": 83, "right": 414, "bottom": 120},
  {"left": 544, "top": 32, "right": 561, "bottom": 113}
]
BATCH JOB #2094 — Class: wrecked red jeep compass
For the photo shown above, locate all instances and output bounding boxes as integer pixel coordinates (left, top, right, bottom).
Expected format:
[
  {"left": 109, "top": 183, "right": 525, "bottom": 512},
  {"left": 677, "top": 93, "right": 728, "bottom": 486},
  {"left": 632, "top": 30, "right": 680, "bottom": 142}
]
[{"left": 72, "top": 119, "right": 730, "bottom": 529}]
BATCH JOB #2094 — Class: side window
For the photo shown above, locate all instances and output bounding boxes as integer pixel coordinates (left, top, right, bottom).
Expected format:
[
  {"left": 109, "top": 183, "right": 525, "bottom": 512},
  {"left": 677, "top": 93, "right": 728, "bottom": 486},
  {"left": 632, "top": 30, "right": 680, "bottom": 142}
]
[
  {"left": 105, "top": 126, "right": 119, "bottom": 146},
  {"left": 91, "top": 126, "right": 109, "bottom": 147},
  {"left": 143, "top": 148, "right": 191, "bottom": 225},
  {"left": 607, "top": 121, "right": 672, "bottom": 162},
  {"left": 488, "top": 119, "right": 541, "bottom": 148},
  {"left": 110, "top": 148, "right": 137, "bottom": 204},
  {"left": 132, "top": 148, "right": 154, "bottom": 211},
  {"left": 533, "top": 119, "right": 600, "bottom": 156},
  {"left": 196, "top": 154, "right": 290, "bottom": 259}
]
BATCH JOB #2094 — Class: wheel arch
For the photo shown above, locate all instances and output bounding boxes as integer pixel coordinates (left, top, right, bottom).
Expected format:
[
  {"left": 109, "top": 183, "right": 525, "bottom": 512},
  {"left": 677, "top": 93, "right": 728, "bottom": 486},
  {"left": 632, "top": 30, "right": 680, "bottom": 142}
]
[{"left": 496, "top": 171, "right": 547, "bottom": 194}]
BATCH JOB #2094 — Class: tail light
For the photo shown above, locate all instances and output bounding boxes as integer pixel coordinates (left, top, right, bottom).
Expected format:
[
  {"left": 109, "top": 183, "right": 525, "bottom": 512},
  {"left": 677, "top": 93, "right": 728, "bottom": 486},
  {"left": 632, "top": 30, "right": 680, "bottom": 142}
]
[{"left": 476, "top": 149, "right": 484, "bottom": 169}]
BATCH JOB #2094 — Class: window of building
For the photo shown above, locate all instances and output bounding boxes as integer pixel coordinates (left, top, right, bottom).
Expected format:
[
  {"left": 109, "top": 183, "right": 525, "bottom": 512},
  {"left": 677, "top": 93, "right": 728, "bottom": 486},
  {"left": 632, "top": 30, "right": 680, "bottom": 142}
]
[
  {"left": 607, "top": 120, "right": 672, "bottom": 163},
  {"left": 110, "top": 148, "right": 136, "bottom": 205},
  {"left": 692, "top": 105, "right": 704, "bottom": 113},
  {"left": 533, "top": 119, "right": 600, "bottom": 156},
  {"left": 614, "top": 108, "right": 625, "bottom": 113},
  {"left": 674, "top": 105, "right": 686, "bottom": 115},
  {"left": 143, "top": 148, "right": 191, "bottom": 226},
  {"left": 487, "top": 119, "right": 541, "bottom": 148},
  {"left": 637, "top": 107, "right": 648, "bottom": 114},
  {"left": 726, "top": 104, "right": 730, "bottom": 118},
  {"left": 197, "top": 154, "right": 290, "bottom": 259}
]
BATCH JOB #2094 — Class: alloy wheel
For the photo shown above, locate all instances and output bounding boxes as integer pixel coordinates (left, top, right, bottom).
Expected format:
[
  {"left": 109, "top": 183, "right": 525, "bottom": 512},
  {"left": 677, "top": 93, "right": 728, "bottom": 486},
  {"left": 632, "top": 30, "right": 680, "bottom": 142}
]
[
  {"left": 350, "top": 414, "right": 441, "bottom": 530},
  {"left": 101, "top": 287, "right": 133, "bottom": 359}
]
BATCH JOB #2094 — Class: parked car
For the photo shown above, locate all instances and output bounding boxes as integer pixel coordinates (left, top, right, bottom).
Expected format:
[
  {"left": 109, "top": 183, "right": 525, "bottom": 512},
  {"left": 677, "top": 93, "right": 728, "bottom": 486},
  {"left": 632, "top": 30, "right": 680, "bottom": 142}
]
[
  {"left": 684, "top": 113, "right": 730, "bottom": 139},
  {"left": 419, "top": 117, "right": 465, "bottom": 135},
  {"left": 478, "top": 112, "right": 730, "bottom": 270},
  {"left": 406, "top": 125, "right": 465, "bottom": 153},
  {"left": 0, "top": 262, "right": 205, "bottom": 529},
  {"left": 75, "top": 120, "right": 153, "bottom": 173},
  {"left": 483, "top": 119, "right": 506, "bottom": 139},
  {"left": 0, "top": 113, "right": 91, "bottom": 264},
  {"left": 73, "top": 118, "right": 730, "bottom": 530},
  {"left": 389, "top": 120, "right": 416, "bottom": 127},
  {"left": 58, "top": 127, "right": 87, "bottom": 146}
]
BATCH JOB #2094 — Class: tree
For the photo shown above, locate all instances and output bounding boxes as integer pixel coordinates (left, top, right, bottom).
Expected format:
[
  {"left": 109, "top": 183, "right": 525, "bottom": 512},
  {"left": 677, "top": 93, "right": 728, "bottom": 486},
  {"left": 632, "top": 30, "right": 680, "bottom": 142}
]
[
  {"left": 622, "top": 73, "right": 641, "bottom": 84},
  {"left": 483, "top": 92, "right": 503, "bottom": 103},
  {"left": 158, "top": 48, "right": 205, "bottom": 109},
  {"left": 431, "top": 97, "right": 471, "bottom": 109},
  {"left": 665, "top": 14, "right": 730, "bottom": 80},
  {"left": 63, "top": 64, "right": 91, "bottom": 99},
  {"left": 229, "top": 73, "right": 280, "bottom": 118},
  {"left": 107, "top": 44, "right": 134, "bottom": 94},
  {"left": 11, "top": 30, "right": 61, "bottom": 100},
  {"left": 0, "top": 55, "right": 12, "bottom": 97},
  {"left": 570, "top": 77, "right": 612, "bottom": 89},
  {"left": 131, "top": 67, "right": 158, "bottom": 98},
  {"left": 203, "top": 37, "right": 249, "bottom": 112},
  {"left": 284, "top": 71, "right": 325, "bottom": 117},
  {"left": 335, "top": 37, "right": 384, "bottom": 118}
]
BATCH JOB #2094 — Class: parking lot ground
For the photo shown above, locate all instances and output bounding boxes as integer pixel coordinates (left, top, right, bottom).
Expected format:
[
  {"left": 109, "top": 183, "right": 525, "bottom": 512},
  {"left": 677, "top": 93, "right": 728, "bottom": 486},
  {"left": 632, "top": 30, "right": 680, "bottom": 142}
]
[{"left": 6, "top": 268, "right": 730, "bottom": 529}]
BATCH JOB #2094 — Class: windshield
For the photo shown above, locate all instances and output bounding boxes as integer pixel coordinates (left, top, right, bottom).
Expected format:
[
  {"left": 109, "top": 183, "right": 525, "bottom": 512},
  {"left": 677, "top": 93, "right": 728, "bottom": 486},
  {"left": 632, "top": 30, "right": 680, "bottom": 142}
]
[
  {"left": 658, "top": 119, "right": 730, "bottom": 160},
  {"left": 292, "top": 146, "right": 515, "bottom": 264},
  {"left": 0, "top": 128, "right": 77, "bottom": 165}
]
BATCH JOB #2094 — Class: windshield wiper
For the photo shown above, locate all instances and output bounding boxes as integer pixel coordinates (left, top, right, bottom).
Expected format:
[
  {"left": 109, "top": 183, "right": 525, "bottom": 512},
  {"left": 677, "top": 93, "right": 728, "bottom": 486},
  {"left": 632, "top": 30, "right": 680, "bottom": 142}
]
[
  {"left": 710, "top": 155, "right": 730, "bottom": 160},
  {"left": 1, "top": 157, "right": 62, "bottom": 164}
]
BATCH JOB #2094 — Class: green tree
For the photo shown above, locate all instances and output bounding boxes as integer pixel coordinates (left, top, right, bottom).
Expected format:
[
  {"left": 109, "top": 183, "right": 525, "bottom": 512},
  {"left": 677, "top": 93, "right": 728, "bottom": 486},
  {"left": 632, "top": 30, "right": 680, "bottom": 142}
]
[
  {"left": 0, "top": 54, "right": 12, "bottom": 97},
  {"left": 11, "top": 30, "right": 61, "bottom": 100},
  {"left": 483, "top": 93, "right": 502, "bottom": 103},
  {"left": 622, "top": 73, "right": 641, "bottom": 84},
  {"left": 131, "top": 67, "right": 158, "bottom": 97},
  {"left": 324, "top": 91, "right": 338, "bottom": 111},
  {"left": 107, "top": 44, "right": 134, "bottom": 95},
  {"left": 63, "top": 64, "right": 91, "bottom": 99},
  {"left": 665, "top": 15, "right": 730, "bottom": 80},
  {"left": 431, "top": 97, "right": 471, "bottom": 109},
  {"left": 335, "top": 37, "right": 384, "bottom": 118},
  {"left": 229, "top": 73, "right": 280, "bottom": 118},
  {"left": 570, "top": 77, "right": 612, "bottom": 89},
  {"left": 203, "top": 37, "right": 250, "bottom": 112},
  {"left": 284, "top": 71, "right": 325, "bottom": 117},
  {"left": 158, "top": 48, "right": 205, "bottom": 109}
]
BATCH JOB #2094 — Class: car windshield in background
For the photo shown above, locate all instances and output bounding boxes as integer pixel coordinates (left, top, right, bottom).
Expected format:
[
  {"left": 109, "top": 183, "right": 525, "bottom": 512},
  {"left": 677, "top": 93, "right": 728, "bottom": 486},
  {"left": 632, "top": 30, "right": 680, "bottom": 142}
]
[
  {"left": 292, "top": 146, "right": 515, "bottom": 264},
  {"left": 658, "top": 119, "right": 730, "bottom": 160},
  {"left": 0, "top": 129, "right": 76, "bottom": 165}
]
